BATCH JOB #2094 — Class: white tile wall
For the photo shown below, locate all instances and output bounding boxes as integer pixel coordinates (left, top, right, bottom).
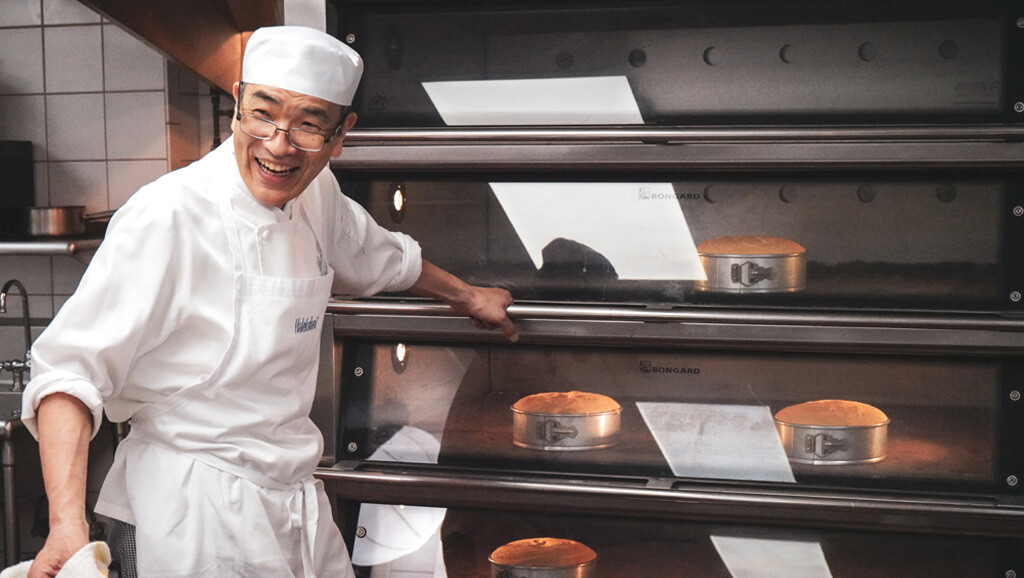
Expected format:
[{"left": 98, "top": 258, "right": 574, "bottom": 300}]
[
  {"left": 51, "top": 255, "right": 86, "bottom": 294},
  {"left": 105, "top": 91, "right": 167, "bottom": 159},
  {"left": 33, "top": 160, "right": 49, "bottom": 205},
  {"left": 0, "top": 0, "right": 42, "bottom": 27},
  {"left": 103, "top": 24, "right": 165, "bottom": 91},
  {"left": 0, "top": 28, "right": 45, "bottom": 94},
  {"left": 45, "top": 92, "right": 107, "bottom": 160},
  {"left": 0, "top": 0, "right": 176, "bottom": 316},
  {"left": 44, "top": 25, "right": 104, "bottom": 93},
  {"left": 48, "top": 160, "right": 108, "bottom": 213},
  {"left": 42, "top": 0, "right": 99, "bottom": 25},
  {"left": 0, "top": 95, "right": 47, "bottom": 160},
  {"left": 108, "top": 159, "right": 167, "bottom": 207}
]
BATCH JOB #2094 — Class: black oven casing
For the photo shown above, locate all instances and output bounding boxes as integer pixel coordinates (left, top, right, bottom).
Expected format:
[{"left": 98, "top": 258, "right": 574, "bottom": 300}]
[{"left": 315, "top": 0, "right": 1024, "bottom": 575}]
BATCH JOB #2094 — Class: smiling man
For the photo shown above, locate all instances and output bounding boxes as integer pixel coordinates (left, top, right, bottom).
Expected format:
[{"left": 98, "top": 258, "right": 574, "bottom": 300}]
[{"left": 23, "top": 26, "right": 515, "bottom": 578}]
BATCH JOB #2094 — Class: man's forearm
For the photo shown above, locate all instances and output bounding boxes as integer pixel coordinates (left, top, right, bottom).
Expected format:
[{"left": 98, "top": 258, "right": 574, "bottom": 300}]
[
  {"left": 37, "top": 393, "right": 92, "bottom": 532},
  {"left": 410, "top": 260, "right": 518, "bottom": 341},
  {"left": 409, "top": 260, "right": 474, "bottom": 307}
]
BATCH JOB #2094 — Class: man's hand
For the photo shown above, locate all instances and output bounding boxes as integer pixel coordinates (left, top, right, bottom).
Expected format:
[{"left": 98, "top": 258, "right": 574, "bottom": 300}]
[
  {"left": 27, "top": 520, "right": 89, "bottom": 578},
  {"left": 452, "top": 285, "right": 518, "bottom": 342},
  {"left": 410, "top": 260, "right": 518, "bottom": 342}
]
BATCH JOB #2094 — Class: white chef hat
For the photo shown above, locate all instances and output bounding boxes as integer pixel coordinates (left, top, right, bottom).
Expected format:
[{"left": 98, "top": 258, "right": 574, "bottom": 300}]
[{"left": 241, "top": 26, "right": 363, "bottom": 106}]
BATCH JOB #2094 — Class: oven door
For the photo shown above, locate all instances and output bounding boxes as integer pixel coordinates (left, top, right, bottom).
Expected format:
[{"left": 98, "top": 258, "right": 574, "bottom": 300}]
[
  {"left": 335, "top": 0, "right": 1021, "bottom": 128},
  {"left": 316, "top": 332, "right": 1024, "bottom": 575},
  {"left": 328, "top": 504, "right": 1024, "bottom": 577},
  {"left": 333, "top": 171, "right": 1024, "bottom": 316}
]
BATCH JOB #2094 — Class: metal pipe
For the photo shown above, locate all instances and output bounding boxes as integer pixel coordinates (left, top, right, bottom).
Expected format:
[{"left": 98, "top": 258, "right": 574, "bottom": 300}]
[
  {"left": 0, "top": 239, "right": 102, "bottom": 257},
  {"left": 2, "top": 435, "right": 18, "bottom": 567},
  {"left": 344, "top": 124, "right": 1024, "bottom": 145},
  {"left": 326, "top": 299, "right": 1024, "bottom": 332}
]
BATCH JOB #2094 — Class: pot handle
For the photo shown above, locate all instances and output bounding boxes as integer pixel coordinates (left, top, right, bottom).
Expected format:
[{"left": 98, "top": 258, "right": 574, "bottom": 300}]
[{"left": 539, "top": 420, "right": 579, "bottom": 444}]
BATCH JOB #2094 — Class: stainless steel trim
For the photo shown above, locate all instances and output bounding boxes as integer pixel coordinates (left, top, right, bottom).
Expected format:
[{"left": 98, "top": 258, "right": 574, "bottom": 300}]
[
  {"left": 327, "top": 300, "right": 1024, "bottom": 332},
  {"left": 315, "top": 465, "right": 1024, "bottom": 538},
  {"left": 344, "top": 125, "right": 1024, "bottom": 144},
  {"left": 0, "top": 239, "right": 102, "bottom": 257},
  {"left": 332, "top": 141, "right": 1024, "bottom": 172}
]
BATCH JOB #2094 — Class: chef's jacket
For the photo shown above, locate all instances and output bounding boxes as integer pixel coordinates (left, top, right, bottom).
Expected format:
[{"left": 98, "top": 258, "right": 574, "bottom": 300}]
[{"left": 22, "top": 136, "right": 422, "bottom": 577}]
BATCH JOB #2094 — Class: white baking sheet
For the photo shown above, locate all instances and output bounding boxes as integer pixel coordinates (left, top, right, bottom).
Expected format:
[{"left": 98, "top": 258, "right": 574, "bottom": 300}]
[
  {"left": 711, "top": 536, "right": 833, "bottom": 578},
  {"left": 636, "top": 402, "right": 796, "bottom": 483},
  {"left": 490, "top": 182, "right": 706, "bottom": 280},
  {"left": 422, "top": 76, "right": 644, "bottom": 125}
]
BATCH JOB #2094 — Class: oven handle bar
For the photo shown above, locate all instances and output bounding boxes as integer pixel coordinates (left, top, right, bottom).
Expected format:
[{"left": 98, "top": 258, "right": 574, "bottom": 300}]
[
  {"left": 315, "top": 465, "right": 1024, "bottom": 538},
  {"left": 344, "top": 125, "right": 1024, "bottom": 145},
  {"left": 326, "top": 300, "right": 1024, "bottom": 332}
]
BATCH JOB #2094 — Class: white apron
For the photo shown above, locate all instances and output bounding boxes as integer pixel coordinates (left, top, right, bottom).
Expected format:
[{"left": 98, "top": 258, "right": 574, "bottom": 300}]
[{"left": 109, "top": 193, "right": 354, "bottom": 578}]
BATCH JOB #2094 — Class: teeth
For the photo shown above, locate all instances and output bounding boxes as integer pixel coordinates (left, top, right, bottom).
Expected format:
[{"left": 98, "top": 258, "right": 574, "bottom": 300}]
[{"left": 257, "top": 158, "right": 297, "bottom": 175}]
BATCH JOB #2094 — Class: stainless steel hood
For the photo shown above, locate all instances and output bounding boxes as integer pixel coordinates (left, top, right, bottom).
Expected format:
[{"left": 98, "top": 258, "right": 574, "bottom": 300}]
[{"left": 78, "top": 0, "right": 284, "bottom": 93}]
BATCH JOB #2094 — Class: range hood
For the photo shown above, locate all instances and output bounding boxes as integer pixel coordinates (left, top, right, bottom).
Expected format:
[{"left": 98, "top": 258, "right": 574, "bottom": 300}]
[{"left": 79, "top": 0, "right": 284, "bottom": 93}]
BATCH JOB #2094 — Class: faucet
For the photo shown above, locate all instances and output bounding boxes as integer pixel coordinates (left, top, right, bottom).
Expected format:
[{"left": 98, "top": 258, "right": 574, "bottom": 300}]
[{"left": 0, "top": 280, "right": 31, "bottom": 391}]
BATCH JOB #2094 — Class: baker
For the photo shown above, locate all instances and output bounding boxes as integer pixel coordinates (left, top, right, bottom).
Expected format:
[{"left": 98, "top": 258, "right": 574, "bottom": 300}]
[{"left": 23, "top": 26, "right": 517, "bottom": 578}]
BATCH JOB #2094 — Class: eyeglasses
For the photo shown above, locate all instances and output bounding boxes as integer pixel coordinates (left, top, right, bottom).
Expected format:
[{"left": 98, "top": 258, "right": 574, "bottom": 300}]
[{"left": 235, "top": 113, "right": 339, "bottom": 152}]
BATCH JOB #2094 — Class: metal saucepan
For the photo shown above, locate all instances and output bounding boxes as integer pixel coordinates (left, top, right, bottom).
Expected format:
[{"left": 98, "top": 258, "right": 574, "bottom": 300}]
[
  {"left": 489, "top": 538, "right": 597, "bottom": 578},
  {"left": 774, "top": 399, "right": 889, "bottom": 465},
  {"left": 695, "top": 235, "right": 806, "bottom": 294},
  {"left": 512, "top": 391, "right": 621, "bottom": 451},
  {"left": 0, "top": 207, "right": 112, "bottom": 238}
]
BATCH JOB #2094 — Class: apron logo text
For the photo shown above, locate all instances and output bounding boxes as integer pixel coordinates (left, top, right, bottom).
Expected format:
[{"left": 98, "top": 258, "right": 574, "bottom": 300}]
[{"left": 294, "top": 316, "right": 319, "bottom": 334}]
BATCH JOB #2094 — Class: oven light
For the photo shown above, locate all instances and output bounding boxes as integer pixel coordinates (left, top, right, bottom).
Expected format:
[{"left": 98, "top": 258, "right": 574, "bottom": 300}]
[
  {"left": 389, "top": 183, "right": 407, "bottom": 223},
  {"left": 391, "top": 342, "right": 409, "bottom": 373}
]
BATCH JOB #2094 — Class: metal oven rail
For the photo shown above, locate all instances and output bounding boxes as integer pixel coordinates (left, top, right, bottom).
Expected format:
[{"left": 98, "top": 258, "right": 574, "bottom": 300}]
[
  {"left": 315, "top": 463, "right": 1024, "bottom": 539},
  {"left": 326, "top": 300, "right": 1024, "bottom": 355}
]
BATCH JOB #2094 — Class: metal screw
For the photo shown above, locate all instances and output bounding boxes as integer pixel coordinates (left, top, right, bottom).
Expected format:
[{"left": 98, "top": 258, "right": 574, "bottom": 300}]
[
  {"left": 1008, "top": 474, "right": 1019, "bottom": 487},
  {"left": 354, "top": 366, "right": 364, "bottom": 377},
  {"left": 1012, "top": 390, "right": 1022, "bottom": 402},
  {"left": 1015, "top": 102, "right": 1024, "bottom": 113},
  {"left": 1008, "top": 570, "right": 1018, "bottom": 578},
  {"left": 346, "top": 33, "right": 356, "bottom": 44},
  {"left": 1012, "top": 291, "right": 1022, "bottom": 303},
  {"left": 1018, "top": 17, "right": 1024, "bottom": 28},
  {"left": 1014, "top": 206, "right": 1024, "bottom": 217},
  {"left": 347, "top": 441, "right": 358, "bottom": 453},
  {"left": 356, "top": 526, "right": 367, "bottom": 538}
]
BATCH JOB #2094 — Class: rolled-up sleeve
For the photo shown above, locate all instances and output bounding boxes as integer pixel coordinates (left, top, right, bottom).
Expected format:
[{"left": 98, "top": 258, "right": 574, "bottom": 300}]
[
  {"left": 22, "top": 188, "right": 183, "bottom": 440},
  {"left": 328, "top": 189, "right": 423, "bottom": 297}
]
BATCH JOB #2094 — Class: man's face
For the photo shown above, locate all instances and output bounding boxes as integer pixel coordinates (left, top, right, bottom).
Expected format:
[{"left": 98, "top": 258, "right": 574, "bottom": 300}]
[{"left": 231, "top": 82, "right": 358, "bottom": 208}]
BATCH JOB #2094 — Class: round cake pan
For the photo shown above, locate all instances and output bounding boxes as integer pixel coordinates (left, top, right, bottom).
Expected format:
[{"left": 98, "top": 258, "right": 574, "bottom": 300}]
[
  {"left": 490, "top": 560, "right": 595, "bottom": 578},
  {"left": 696, "top": 251, "right": 806, "bottom": 294},
  {"left": 512, "top": 408, "right": 620, "bottom": 451},
  {"left": 775, "top": 420, "right": 888, "bottom": 465}
]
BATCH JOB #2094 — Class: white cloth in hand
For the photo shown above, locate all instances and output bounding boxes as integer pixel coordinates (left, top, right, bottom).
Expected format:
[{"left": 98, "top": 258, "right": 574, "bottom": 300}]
[{"left": 0, "top": 541, "right": 111, "bottom": 578}]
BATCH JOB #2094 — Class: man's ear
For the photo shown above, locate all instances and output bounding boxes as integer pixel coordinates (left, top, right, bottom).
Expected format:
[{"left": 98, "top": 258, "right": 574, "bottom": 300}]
[
  {"left": 330, "top": 112, "right": 359, "bottom": 158},
  {"left": 230, "top": 83, "right": 241, "bottom": 132}
]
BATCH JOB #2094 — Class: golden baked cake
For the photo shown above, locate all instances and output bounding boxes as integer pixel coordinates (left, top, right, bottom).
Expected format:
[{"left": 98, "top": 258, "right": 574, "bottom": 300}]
[
  {"left": 490, "top": 537, "right": 597, "bottom": 568},
  {"left": 698, "top": 235, "right": 806, "bottom": 256},
  {"left": 775, "top": 399, "right": 888, "bottom": 427},
  {"left": 512, "top": 391, "right": 621, "bottom": 414}
]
